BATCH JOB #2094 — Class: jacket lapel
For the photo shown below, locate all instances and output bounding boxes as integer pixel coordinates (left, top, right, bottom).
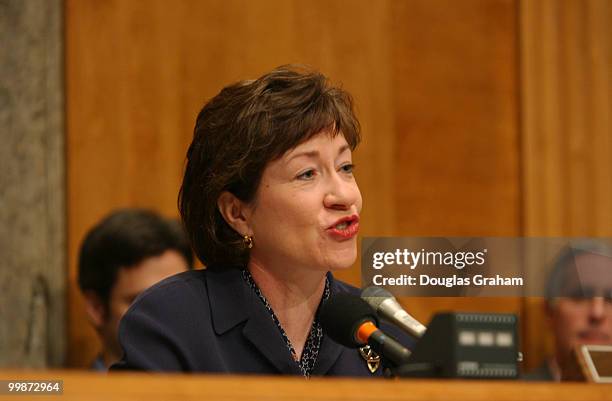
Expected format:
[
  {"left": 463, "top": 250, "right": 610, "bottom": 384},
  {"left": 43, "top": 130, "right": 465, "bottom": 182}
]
[
  {"left": 206, "top": 267, "right": 301, "bottom": 374},
  {"left": 207, "top": 267, "right": 249, "bottom": 334},
  {"left": 242, "top": 289, "right": 302, "bottom": 375},
  {"left": 313, "top": 333, "right": 345, "bottom": 375}
]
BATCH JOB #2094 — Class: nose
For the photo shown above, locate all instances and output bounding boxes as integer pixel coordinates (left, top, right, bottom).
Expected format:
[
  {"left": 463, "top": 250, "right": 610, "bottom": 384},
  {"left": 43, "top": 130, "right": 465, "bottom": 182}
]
[
  {"left": 588, "top": 297, "right": 606, "bottom": 322},
  {"left": 323, "top": 170, "right": 361, "bottom": 211}
]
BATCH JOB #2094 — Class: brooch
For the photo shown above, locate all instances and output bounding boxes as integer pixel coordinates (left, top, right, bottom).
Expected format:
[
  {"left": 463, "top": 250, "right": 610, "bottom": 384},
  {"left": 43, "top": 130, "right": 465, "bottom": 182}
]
[{"left": 359, "top": 345, "right": 381, "bottom": 373}]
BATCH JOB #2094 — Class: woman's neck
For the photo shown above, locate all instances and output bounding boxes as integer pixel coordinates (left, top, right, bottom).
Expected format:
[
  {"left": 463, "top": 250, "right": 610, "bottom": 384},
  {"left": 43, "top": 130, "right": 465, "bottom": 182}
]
[{"left": 247, "top": 259, "right": 327, "bottom": 359}]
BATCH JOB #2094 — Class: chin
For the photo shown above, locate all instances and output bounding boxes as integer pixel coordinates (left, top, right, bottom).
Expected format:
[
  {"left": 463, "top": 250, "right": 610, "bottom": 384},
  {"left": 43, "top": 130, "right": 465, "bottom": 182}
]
[{"left": 326, "top": 252, "right": 357, "bottom": 271}]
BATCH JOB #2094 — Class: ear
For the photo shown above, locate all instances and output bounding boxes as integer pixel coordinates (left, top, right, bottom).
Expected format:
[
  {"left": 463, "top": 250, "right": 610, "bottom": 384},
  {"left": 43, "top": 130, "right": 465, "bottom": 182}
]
[
  {"left": 82, "top": 291, "right": 107, "bottom": 329},
  {"left": 217, "top": 191, "right": 253, "bottom": 237},
  {"left": 543, "top": 299, "right": 556, "bottom": 327}
]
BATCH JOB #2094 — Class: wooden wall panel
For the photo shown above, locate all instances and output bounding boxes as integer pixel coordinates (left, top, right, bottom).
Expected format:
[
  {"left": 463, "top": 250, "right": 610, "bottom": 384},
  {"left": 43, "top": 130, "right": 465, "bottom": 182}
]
[
  {"left": 520, "top": 0, "right": 612, "bottom": 371},
  {"left": 392, "top": 0, "right": 520, "bottom": 237},
  {"left": 390, "top": 0, "right": 522, "bottom": 360},
  {"left": 521, "top": 0, "right": 611, "bottom": 236},
  {"left": 66, "top": 0, "right": 524, "bottom": 368}
]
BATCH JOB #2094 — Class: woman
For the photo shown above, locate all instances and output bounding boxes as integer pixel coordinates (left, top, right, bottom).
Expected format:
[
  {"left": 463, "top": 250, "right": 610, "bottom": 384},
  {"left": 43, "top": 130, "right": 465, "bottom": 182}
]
[{"left": 113, "top": 66, "right": 408, "bottom": 376}]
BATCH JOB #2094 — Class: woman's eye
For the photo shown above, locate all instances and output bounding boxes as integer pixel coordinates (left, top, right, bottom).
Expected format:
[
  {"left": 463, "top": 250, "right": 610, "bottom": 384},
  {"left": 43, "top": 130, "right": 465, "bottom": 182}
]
[
  {"left": 340, "top": 163, "right": 354, "bottom": 174},
  {"left": 296, "top": 169, "right": 316, "bottom": 180}
]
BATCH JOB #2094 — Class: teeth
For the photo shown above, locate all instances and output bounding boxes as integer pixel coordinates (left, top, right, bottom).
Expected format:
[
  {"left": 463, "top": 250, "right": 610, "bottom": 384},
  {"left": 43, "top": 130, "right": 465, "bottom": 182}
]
[{"left": 335, "top": 222, "right": 348, "bottom": 230}]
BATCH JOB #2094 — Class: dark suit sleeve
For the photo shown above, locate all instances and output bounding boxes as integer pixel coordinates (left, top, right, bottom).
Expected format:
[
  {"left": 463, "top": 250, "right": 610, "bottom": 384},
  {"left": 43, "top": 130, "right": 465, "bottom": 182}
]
[{"left": 111, "top": 279, "right": 201, "bottom": 371}]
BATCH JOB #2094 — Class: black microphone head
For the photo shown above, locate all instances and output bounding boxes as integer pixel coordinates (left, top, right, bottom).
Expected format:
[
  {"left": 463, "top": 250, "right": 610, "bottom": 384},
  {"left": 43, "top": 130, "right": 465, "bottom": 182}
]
[
  {"left": 361, "top": 286, "right": 394, "bottom": 308},
  {"left": 319, "top": 292, "right": 379, "bottom": 348}
]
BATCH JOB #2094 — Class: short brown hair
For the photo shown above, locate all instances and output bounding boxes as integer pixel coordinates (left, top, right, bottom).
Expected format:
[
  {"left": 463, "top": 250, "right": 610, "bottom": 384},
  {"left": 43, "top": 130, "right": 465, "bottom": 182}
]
[
  {"left": 78, "top": 209, "right": 194, "bottom": 308},
  {"left": 179, "top": 65, "right": 361, "bottom": 267}
]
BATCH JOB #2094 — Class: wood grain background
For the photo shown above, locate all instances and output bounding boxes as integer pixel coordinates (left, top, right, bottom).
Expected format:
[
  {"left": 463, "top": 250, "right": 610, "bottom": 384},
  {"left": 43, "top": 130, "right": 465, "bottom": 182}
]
[{"left": 65, "top": 0, "right": 611, "bottom": 370}]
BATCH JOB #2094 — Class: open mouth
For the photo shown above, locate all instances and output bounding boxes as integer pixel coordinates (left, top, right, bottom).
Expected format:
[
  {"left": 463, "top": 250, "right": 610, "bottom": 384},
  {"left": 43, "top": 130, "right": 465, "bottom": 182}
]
[
  {"left": 334, "top": 221, "right": 351, "bottom": 230},
  {"left": 329, "top": 215, "right": 359, "bottom": 229},
  {"left": 579, "top": 332, "right": 610, "bottom": 342},
  {"left": 327, "top": 215, "right": 360, "bottom": 238}
]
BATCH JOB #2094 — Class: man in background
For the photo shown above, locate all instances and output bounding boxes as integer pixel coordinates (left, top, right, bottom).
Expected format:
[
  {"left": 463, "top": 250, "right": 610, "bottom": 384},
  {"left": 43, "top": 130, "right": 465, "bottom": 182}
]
[
  {"left": 525, "top": 243, "right": 612, "bottom": 381},
  {"left": 78, "top": 209, "right": 194, "bottom": 370}
]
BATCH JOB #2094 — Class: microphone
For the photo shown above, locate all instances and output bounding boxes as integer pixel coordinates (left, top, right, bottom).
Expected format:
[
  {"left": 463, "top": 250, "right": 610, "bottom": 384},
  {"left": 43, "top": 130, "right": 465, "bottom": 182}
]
[
  {"left": 320, "top": 293, "right": 411, "bottom": 367},
  {"left": 361, "top": 286, "right": 427, "bottom": 339}
]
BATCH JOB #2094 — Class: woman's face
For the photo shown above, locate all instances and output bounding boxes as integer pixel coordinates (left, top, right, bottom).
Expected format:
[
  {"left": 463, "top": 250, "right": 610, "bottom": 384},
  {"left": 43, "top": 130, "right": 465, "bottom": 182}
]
[{"left": 245, "top": 131, "right": 362, "bottom": 275}]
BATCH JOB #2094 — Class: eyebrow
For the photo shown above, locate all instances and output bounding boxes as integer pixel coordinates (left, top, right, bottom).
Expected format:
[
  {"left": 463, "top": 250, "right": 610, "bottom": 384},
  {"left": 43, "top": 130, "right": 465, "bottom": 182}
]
[{"left": 286, "top": 144, "right": 351, "bottom": 163}]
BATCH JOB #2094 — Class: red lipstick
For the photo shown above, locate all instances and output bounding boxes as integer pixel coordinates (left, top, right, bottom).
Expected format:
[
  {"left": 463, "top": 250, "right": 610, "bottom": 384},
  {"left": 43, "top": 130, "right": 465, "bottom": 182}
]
[{"left": 327, "top": 215, "right": 360, "bottom": 240}]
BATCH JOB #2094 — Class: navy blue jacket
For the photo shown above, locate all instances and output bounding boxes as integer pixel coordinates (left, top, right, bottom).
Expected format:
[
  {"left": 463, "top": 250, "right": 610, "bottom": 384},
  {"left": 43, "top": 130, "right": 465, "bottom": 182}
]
[{"left": 112, "top": 267, "right": 413, "bottom": 376}]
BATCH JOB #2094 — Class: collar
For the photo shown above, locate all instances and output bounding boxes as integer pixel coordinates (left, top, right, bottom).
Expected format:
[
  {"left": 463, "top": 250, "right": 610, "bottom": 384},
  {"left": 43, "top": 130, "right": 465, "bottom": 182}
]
[
  {"left": 206, "top": 266, "right": 250, "bottom": 334},
  {"left": 205, "top": 267, "right": 345, "bottom": 375},
  {"left": 313, "top": 272, "right": 345, "bottom": 375}
]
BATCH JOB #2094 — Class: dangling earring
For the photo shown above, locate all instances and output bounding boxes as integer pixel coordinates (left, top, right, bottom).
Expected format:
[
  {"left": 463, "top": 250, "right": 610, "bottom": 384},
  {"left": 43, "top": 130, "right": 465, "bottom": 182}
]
[{"left": 243, "top": 235, "right": 253, "bottom": 249}]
